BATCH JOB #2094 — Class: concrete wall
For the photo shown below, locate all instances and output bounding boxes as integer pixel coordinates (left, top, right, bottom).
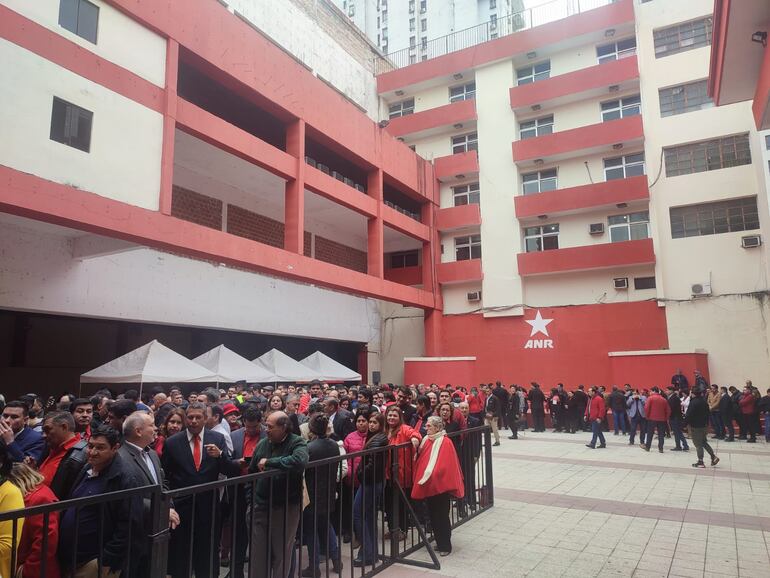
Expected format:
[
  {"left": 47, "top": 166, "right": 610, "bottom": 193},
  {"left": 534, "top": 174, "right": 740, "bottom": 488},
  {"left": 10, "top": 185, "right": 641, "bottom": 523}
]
[
  {"left": 0, "top": 40, "right": 163, "bottom": 210},
  {"left": 378, "top": 301, "right": 424, "bottom": 384}
]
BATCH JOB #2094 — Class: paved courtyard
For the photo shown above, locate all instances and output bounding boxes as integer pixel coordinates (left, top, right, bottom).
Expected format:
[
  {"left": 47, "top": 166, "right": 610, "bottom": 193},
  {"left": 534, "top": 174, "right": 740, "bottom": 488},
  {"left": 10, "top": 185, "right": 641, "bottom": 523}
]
[{"left": 384, "top": 430, "right": 770, "bottom": 578}]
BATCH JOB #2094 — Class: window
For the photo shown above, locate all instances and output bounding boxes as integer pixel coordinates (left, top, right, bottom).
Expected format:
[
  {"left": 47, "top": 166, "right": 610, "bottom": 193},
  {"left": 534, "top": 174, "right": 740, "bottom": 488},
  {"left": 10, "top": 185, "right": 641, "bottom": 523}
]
[
  {"left": 453, "top": 183, "right": 480, "bottom": 206},
  {"left": 420, "top": 0, "right": 427, "bottom": 13},
  {"left": 519, "top": 115, "right": 554, "bottom": 139},
  {"left": 608, "top": 211, "right": 650, "bottom": 242},
  {"left": 388, "top": 98, "right": 414, "bottom": 119},
  {"left": 455, "top": 235, "right": 481, "bottom": 260},
  {"left": 604, "top": 153, "right": 645, "bottom": 180},
  {"left": 766, "top": 135, "right": 770, "bottom": 150},
  {"left": 659, "top": 80, "right": 713, "bottom": 117},
  {"left": 58, "top": 0, "right": 99, "bottom": 44},
  {"left": 634, "top": 277, "right": 656, "bottom": 290},
  {"left": 490, "top": 0, "right": 497, "bottom": 8},
  {"left": 449, "top": 82, "right": 476, "bottom": 103},
  {"left": 409, "top": 18, "right": 415, "bottom": 31},
  {"left": 522, "top": 169, "right": 557, "bottom": 195},
  {"left": 409, "top": 0, "right": 415, "bottom": 13},
  {"left": 516, "top": 61, "right": 550, "bottom": 85},
  {"left": 654, "top": 17, "right": 712, "bottom": 58},
  {"left": 601, "top": 95, "right": 641, "bottom": 122},
  {"left": 390, "top": 251, "right": 419, "bottom": 268},
  {"left": 409, "top": 36, "right": 416, "bottom": 48},
  {"left": 50, "top": 96, "right": 93, "bottom": 152},
  {"left": 382, "top": 27, "right": 388, "bottom": 40},
  {"left": 382, "top": 9, "right": 387, "bottom": 23},
  {"left": 670, "top": 197, "right": 759, "bottom": 239},
  {"left": 664, "top": 134, "right": 751, "bottom": 177},
  {"left": 490, "top": 14, "right": 498, "bottom": 29},
  {"left": 524, "top": 224, "right": 559, "bottom": 252},
  {"left": 452, "top": 132, "right": 478, "bottom": 154},
  {"left": 409, "top": 55, "right": 416, "bottom": 64},
  {"left": 421, "top": 37, "right": 427, "bottom": 50},
  {"left": 421, "top": 19, "right": 427, "bottom": 32},
  {"left": 596, "top": 37, "right": 637, "bottom": 63},
  {"left": 349, "top": 4, "right": 355, "bottom": 16}
]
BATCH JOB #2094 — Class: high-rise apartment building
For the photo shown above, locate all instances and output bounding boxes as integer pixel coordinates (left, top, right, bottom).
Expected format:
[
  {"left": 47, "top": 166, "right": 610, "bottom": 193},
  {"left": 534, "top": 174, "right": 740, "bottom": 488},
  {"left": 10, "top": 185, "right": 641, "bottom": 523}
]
[{"left": 378, "top": 0, "right": 770, "bottom": 387}]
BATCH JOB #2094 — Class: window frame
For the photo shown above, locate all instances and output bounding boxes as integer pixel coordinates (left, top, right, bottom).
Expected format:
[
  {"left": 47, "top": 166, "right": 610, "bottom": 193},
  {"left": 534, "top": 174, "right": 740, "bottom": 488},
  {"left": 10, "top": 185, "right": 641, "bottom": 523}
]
[
  {"left": 596, "top": 37, "right": 637, "bottom": 63},
  {"left": 516, "top": 60, "right": 551, "bottom": 85},
  {"left": 388, "top": 98, "right": 415, "bottom": 119},
  {"left": 390, "top": 250, "right": 420, "bottom": 269},
  {"left": 608, "top": 211, "right": 650, "bottom": 243},
  {"left": 50, "top": 96, "right": 94, "bottom": 153},
  {"left": 664, "top": 133, "right": 751, "bottom": 177},
  {"left": 634, "top": 277, "right": 656, "bottom": 290},
  {"left": 452, "top": 182, "right": 480, "bottom": 206},
  {"left": 455, "top": 234, "right": 482, "bottom": 261},
  {"left": 519, "top": 115, "right": 554, "bottom": 140},
  {"left": 451, "top": 132, "right": 478, "bottom": 154},
  {"left": 653, "top": 17, "right": 713, "bottom": 58},
  {"left": 524, "top": 224, "right": 560, "bottom": 252},
  {"left": 670, "top": 197, "right": 760, "bottom": 239},
  {"left": 449, "top": 82, "right": 476, "bottom": 103},
  {"left": 600, "top": 95, "right": 641, "bottom": 122},
  {"left": 659, "top": 79, "right": 713, "bottom": 117},
  {"left": 58, "top": 0, "right": 100, "bottom": 44},
  {"left": 604, "top": 153, "right": 646, "bottom": 181},
  {"left": 522, "top": 169, "right": 558, "bottom": 195}
]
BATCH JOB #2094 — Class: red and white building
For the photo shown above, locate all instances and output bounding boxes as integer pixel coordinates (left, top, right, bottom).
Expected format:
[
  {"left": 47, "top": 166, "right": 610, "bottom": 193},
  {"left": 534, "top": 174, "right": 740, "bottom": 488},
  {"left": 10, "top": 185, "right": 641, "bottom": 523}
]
[{"left": 0, "top": 0, "right": 768, "bottom": 395}]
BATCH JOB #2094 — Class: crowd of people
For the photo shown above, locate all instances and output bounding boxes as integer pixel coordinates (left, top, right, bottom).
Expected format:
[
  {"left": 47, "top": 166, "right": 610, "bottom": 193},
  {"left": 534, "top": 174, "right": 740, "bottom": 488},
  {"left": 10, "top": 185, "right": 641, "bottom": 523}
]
[
  {"left": 0, "top": 371, "right": 766, "bottom": 577},
  {"left": 0, "top": 381, "right": 479, "bottom": 578}
]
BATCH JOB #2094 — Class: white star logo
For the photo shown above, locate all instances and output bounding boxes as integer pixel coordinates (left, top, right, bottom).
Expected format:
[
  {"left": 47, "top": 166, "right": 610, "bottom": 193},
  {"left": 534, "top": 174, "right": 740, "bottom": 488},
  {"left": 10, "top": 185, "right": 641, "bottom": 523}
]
[{"left": 525, "top": 310, "right": 553, "bottom": 337}]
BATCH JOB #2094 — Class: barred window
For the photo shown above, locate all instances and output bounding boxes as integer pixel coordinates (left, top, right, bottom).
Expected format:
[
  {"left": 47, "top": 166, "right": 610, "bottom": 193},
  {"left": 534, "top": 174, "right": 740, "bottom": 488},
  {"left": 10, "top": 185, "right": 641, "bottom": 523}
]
[
  {"left": 654, "top": 17, "right": 712, "bottom": 58},
  {"left": 453, "top": 182, "right": 480, "bottom": 206},
  {"left": 670, "top": 197, "right": 759, "bottom": 239},
  {"left": 664, "top": 134, "right": 751, "bottom": 177},
  {"left": 659, "top": 80, "right": 713, "bottom": 117},
  {"left": 388, "top": 98, "right": 414, "bottom": 119}
]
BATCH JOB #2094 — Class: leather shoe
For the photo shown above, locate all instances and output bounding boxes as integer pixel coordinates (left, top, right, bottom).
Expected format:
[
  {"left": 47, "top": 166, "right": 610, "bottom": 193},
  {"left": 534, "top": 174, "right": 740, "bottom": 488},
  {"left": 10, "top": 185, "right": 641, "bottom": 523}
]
[{"left": 585, "top": 444, "right": 595, "bottom": 448}]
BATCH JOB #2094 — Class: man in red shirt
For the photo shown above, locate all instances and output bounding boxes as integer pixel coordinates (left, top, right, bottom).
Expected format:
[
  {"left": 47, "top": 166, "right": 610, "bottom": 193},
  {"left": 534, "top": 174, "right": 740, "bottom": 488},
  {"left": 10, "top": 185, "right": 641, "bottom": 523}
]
[
  {"left": 39, "top": 411, "right": 88, "bottom": 499},
  {"left": 642, "top": 387, "right": 671, "bottom": 453},
  {"left": 585, "top": 387, "right": 606, "bottom": 449}
]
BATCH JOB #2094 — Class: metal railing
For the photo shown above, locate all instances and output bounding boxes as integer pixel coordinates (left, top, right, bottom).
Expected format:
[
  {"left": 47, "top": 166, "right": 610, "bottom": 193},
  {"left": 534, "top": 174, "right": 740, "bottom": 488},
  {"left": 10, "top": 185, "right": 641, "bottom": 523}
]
[
  {"left": 378, "top": 0, "right": 619, "bottom": 73},
  {"left": 0, "top": 425, "right": 493, "bottom": 578}
]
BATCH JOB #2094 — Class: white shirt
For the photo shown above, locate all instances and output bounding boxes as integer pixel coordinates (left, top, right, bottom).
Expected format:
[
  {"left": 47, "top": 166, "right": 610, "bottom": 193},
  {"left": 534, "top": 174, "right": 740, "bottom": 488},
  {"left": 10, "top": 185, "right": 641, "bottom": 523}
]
[
  {"left": 212, "top": 422, "right": 234, "bottom": 453},
  {"left": 125, "top": 441, "right": 159, "bottom": 484}
]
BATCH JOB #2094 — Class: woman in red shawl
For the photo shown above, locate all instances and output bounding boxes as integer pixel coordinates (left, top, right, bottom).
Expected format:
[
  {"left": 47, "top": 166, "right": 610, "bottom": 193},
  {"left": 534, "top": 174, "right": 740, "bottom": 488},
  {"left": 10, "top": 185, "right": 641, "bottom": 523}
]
[{"left": 412, "top": 416, "right": 464, "bottom": 556}]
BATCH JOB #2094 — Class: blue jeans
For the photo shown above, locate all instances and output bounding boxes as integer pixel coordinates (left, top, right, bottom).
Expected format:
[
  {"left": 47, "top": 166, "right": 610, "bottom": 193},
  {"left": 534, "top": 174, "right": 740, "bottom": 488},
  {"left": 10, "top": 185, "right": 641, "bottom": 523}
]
[
  {"left": 589, "top": 420, "right": 605, "bottom": 447},
  {"left": 353, "top": 482, "right": 383, "bottom": 563},
  {"left": 671, "top": 417, "right": 689, "bottom": 450},
  {"left": 613, "top": 410, "right": 627, "bottom": 434},
  {"left": 629, "top": 414, "right": 645, "bottom": 444},
  {"left": 764, "top": 412, "right": 770, "bottom": 440},
  {"left": 710, "top": 412, "right": 724, "bottom": 438},
  {"left": 302, "top": 506, "right": 339, "bottom": 569},
  {"left": 646, "top": 421, "right": 666, "bottom": 450}
]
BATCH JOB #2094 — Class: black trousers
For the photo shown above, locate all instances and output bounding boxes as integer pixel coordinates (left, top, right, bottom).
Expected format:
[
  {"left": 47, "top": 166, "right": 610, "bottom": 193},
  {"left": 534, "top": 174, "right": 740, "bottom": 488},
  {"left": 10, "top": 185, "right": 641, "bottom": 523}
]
[
  {"left": 426, "top": 493, "right": 452, "bottom": 552},
  {"left": 169, "top": 491, "right": 221, "bottom": 578},
  {"left": 532, "top": 411, "right": 545, "bottom": 431},
  {"left": 645, "top": 421, "right": 666, "bottom": 450},
  {"left": 507, "top": 410, "right": 519, "bottom": 438},
  {"left": 385, "top": 482, "right": 410, "bottom": 532},
  {"left": 721, "top": 412, "right": 735, "bottom": 439}
]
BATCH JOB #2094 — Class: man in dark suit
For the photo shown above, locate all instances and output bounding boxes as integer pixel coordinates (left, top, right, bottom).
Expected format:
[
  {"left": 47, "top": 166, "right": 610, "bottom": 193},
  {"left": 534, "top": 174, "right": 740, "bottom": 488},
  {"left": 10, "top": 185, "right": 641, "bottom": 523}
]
[
  {"left": 225, "top": 406, "right": 264, "bottom": 578},
  {"left": 117, "top": 411, "right": 178, "bottom": 577},
  {"left": 161, "top": 402, "right": 236, "bottom": 578},
  {"left": 324, "top": 398, "right": 355, "bottom": 442},
  {"left": 1, "top": 400, "right": 46, "bottom": 463},
  {"left": 492, "top": 382, "right": 511, "bottom": 430},
  {"left": 528, "top": 383, "right": 546, "bottom": 432}
]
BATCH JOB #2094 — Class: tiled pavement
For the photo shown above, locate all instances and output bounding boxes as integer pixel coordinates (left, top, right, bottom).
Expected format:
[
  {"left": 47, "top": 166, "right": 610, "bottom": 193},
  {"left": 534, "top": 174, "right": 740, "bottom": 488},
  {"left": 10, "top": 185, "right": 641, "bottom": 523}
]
[{"left": 382, "top": 430, "right": 770, "bottom": 578}]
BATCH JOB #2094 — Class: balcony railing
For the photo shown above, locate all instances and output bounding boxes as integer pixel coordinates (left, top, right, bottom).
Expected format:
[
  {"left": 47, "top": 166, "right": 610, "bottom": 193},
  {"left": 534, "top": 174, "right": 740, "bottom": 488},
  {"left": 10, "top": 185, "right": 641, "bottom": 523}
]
[{"left": 377, "top": 0, "right": 618, "bottom": 73}]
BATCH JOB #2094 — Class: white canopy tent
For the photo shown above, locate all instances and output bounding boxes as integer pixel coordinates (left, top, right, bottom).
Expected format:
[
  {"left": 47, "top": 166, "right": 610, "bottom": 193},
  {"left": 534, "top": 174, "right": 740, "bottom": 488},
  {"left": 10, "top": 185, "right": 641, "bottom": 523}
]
[
  {"left": 192, "top": 345, "right": 277, "bottom": 383},
  {"left": 252, "top": 348, "right": 322, "bottom": 382},
  {"left": 80, "top": 340, "right": 218, "bottom": 395},
  {"left": 300, "top": 351, "right": 362, "bottom": 382}
]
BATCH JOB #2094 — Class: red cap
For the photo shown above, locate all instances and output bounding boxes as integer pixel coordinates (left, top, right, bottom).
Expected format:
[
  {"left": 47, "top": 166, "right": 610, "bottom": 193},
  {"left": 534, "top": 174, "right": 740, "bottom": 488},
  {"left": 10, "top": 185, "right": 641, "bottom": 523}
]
[{"left": 223, "top": 403, "right": 239, "bottom": 416}]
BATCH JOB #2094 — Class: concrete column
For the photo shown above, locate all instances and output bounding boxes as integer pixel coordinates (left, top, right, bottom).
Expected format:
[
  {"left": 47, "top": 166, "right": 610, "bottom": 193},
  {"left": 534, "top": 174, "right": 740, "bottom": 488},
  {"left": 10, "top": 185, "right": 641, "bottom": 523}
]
[
  {"left": 367, "top": 168, "right": 384, "bottom": 278},
  {"left": 159, "top": 38, "right": 179, "bottom": 216},
  {"left": 284, "top": 119, "right": 306, "bottom": 253}
]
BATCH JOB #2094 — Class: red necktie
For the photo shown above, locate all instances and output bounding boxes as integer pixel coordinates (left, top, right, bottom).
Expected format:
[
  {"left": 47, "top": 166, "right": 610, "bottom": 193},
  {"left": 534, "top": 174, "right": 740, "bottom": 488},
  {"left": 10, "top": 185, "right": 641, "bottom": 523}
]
[{"left": 193, "top": 434, "right": 202, "bottom": 471}]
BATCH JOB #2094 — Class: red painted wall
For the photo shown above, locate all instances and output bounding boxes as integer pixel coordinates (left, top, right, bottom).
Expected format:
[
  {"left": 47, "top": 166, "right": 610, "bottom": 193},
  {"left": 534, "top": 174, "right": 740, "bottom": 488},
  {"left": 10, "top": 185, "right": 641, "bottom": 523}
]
[
  {"left": 404, "top": 359, "right": 476, "bottom": 386},
  {"left": 423, "top": 301, "right": 670, "bottom": 387},
  {"left": 609, "top": 353, "right": 709, "bottom": 390}
]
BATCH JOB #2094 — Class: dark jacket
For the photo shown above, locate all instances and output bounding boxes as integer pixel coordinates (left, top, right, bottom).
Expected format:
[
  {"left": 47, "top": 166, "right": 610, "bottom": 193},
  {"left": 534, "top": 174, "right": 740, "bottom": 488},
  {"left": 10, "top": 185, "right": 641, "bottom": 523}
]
[
  {"left": 63, "top": 453, "right": 145, "bottom": 571},
  {"left": 758, "top": 395, "right": 770, "bottom": 414},
  {"left": 397, "top": 403, "right": 417, "bottom": 426},
  {"left": 719, "top": 393, "right": 733, "bottom": 417},
  {"left": 671, "top": 373, "right": 689, "bottom": 389},
  {"left": 249, "top": 432, "right": 308, "bottom": 509},
  {"left": 685, "top": 396, "right": 710, "bottom": 428},
  {"left": 6, "top": 426, "right": 46, "bottom": 464},
  {"left": 331, "top": 409, "right": 356, "bottom": 442},
  {"left": 492, "top": 387, "right": 510, "bottom": 413},
  {"left": 161, "top": 429, "right": 235, "bottom": 492},
  {"left": 484, "top": 394, "right": 501, "bottom": 418},
  {"left": 609, "top": 390, "right": 627, "bottom": 412},
  {"left": 49, "top": 438, "right": 88, "bottom": 500},
  {"left": 528, "top": 388, "right": 545, "bottom": 413},
  {"left": 667, "top": 393, "right": 683, "bottom": 419},
  {"left": 572, "top": 390, "right": 588, "bottom": 412},
  {"left": 305, "top": 437, "right": 341, "bottom": 513},
  {"left": 356, "top": 432, "right": 388, "bottom": 485}
]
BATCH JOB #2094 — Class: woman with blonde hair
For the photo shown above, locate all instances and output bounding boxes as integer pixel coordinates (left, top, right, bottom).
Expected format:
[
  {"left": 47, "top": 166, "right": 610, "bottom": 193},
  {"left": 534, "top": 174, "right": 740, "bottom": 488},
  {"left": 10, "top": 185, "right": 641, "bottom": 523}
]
[
  {"left": 8, "top": 462, "right": 60, "bottom": 578},
  {"left": 0, "top": 443, "right": 25, "bottom": 578},
  {"left": 411, "top": 416, "right": 464, "bottom": 556}
]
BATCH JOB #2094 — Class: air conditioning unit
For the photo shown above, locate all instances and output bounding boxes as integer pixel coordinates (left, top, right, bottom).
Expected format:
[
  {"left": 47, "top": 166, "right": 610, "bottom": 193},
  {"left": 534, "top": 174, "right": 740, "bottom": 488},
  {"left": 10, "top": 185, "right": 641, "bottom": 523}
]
[
  {"left": 691, "top": 282, "right": 712, "bottom": 297},
  {"left": 741, "top": 235, "right": 762, "bottom": 248},
  {"left": 467, "top": 291, "right": 481, "bottom": 302},
  {"left": 317, "top": 163, "right": 330, "bottom": 175},
  {"left": 613, "top": 277, "right": 628, "bottom": 290},
  {"left": 589, "top": 223, "right": 605, "bottom": 235}
]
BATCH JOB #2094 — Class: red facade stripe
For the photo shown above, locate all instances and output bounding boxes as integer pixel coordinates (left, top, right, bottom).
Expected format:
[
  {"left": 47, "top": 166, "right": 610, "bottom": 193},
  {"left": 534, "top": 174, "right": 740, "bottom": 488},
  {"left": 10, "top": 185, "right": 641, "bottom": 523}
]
[{"left": 517, "top": 238, "right": 655, "bottom": 276}]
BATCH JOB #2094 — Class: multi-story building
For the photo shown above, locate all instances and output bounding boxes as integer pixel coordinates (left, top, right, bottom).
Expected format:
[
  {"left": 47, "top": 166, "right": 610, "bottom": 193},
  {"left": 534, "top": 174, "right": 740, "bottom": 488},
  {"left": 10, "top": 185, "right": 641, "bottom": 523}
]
[
  {"left": 379, "top": 0, "right": 770, "bottom": 387},
  {"left": 333, "top": 0, "right": 525, "bottom": 61}
]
